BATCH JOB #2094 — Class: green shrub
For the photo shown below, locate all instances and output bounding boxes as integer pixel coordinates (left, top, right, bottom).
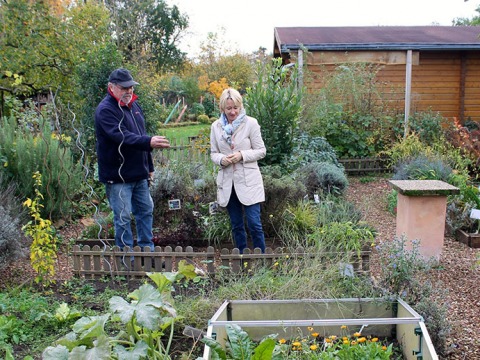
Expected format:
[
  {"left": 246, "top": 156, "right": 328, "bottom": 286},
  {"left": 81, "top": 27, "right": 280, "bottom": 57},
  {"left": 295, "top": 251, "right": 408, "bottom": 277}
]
[
  {"left": 197, "top": 114, "right": 210, "bottom": 124},
  {"left": 296, "top": 161, "right": 348, "bottom": 196},
  {"left": 393, "top": 155, "right": 453, "bottom": 182},
  {"left": 375, "top": 237, "right": 450, "bottom": 356},
  {"left": 80, "top": 212, "right": 114, "bottom": 239},
  {"left": 408, "top": 110, "right": 449, "bottom": 145},
  {"left": 0, "top": 114, "right": 83, "bottom": 220},
  {"left": 261, "top": 171, "right": 307, "bottom": 238},
  {"left": 245, "top": 58, "right": 303, "bottom": 165},
  {"left": 282, "top": 132, "right": 341, "bottom": 174},
  {"left": 316, "top": 194, "right": 362, "bottom": 226},
  {"left": 301, "top": 63, "right": 401, "bottom": 158},
  {"left": 277, "top": 201, "right": 319, "bottom": 247},
  {"left": 0, "top": 203, "right": 25, "bottom": 269},
  {"left": 309, "top": 221, "right": 375, "bottom": 256},
  {"left": 190, "top": 102, "right": 205, "bottom": 117}
]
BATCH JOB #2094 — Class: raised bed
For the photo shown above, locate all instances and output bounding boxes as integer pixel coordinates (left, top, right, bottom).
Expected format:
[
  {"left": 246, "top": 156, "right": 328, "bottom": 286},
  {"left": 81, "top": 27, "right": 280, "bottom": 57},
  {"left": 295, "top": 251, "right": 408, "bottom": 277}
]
[
  {"left": 455, "top": 229, "right": 480, "bottom": 248},
  {"left": 201, "top": 298, "right": 438, "bottom": 360}
]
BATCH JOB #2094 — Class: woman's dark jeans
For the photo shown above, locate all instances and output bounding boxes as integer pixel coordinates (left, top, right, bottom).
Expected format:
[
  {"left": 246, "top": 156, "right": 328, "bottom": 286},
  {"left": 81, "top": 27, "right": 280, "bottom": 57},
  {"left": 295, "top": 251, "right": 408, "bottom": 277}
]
[{"left": 226, "top": 187, "right": 266, "bottom": 253}]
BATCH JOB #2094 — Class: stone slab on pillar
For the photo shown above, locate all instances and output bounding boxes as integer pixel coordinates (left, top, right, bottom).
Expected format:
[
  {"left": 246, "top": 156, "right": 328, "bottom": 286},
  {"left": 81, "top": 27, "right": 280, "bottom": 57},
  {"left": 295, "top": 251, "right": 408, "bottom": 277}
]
[{"left": 389, "top": 180, "right": 459, "bottom": 260}]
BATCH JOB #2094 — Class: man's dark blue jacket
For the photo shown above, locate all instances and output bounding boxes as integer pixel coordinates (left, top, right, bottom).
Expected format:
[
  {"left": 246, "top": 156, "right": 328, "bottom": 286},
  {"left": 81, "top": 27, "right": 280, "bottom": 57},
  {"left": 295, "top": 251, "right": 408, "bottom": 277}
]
[{"left": 95, "top": 93, "right": 153, "bottom": 184}]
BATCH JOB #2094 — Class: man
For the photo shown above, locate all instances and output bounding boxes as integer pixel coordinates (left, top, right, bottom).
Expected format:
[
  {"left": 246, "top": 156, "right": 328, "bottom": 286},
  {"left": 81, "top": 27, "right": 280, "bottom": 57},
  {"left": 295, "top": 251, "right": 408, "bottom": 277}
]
[{"left": 94, "top": 68, "right": 169, "bottom": 252}]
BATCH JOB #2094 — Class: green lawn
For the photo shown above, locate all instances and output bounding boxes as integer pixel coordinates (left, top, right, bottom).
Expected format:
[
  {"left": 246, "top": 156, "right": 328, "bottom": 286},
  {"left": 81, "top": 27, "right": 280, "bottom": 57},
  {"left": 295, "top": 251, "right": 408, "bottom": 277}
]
[{"left": 159, "top": 123, "right": 210, "bottom": 143}]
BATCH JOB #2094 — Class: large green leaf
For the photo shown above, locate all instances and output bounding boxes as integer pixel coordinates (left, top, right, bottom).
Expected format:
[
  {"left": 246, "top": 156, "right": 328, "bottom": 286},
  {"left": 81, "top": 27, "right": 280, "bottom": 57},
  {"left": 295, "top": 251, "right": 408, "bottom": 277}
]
[
  {"left": 69, "top": 335, "right": 110, "bottom": 360},
  {"left": 110, "top": 283, "right": 168, "bottom": 330},
  {"left": 72, "top": 315, "right": 110, "bottom": 341}
]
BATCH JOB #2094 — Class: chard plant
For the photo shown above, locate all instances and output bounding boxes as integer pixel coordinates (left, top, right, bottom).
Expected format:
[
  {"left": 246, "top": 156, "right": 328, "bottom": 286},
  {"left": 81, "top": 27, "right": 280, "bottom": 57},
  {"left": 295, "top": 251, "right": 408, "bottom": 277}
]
[{"left": 42, "top": 261, "right": 198, "bottom": 360}]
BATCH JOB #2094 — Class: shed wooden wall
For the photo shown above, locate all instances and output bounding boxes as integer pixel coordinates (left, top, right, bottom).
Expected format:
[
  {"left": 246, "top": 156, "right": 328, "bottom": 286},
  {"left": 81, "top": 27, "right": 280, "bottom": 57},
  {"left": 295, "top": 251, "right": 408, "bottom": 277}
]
[{"left": 301, "top": 50, "right": 480, "bottom": 122}]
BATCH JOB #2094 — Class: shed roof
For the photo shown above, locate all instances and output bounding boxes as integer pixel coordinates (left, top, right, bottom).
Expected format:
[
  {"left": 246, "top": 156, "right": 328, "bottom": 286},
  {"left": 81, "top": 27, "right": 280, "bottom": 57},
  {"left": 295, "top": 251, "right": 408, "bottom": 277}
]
[{"left": 274, "top": 26, "right": 480, "bottom": 53}]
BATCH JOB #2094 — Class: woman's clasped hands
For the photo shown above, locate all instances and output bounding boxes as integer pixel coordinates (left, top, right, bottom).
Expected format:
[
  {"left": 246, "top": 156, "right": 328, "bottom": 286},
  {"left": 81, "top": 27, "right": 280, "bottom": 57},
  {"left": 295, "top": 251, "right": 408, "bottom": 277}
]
[{"left": 221, "top": 151, "right": 242, "bottom": 166}]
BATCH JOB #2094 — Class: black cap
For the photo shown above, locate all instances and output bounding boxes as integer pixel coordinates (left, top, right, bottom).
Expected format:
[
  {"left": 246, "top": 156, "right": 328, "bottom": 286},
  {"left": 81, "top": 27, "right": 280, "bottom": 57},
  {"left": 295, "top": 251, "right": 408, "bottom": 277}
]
[{"left": 108, "top": 68, "right": 139, "bottom": 87}]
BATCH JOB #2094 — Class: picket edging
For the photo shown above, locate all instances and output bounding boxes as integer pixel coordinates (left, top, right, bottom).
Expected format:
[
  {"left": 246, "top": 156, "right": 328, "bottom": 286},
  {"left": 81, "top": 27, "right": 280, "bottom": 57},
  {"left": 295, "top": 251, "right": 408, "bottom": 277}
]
[
  {"left": 72, "top": 244, "right": 371, "bottom": 278},
  {"left": 339, "top": 157, "right": 389, "bottom": 175}
]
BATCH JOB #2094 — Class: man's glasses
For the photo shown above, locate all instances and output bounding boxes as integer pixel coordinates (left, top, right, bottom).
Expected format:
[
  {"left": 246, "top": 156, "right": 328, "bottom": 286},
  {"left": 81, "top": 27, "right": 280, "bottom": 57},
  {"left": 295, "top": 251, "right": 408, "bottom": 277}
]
[{"left": 115, "top": 84, "right": 134, "bottom": 91}]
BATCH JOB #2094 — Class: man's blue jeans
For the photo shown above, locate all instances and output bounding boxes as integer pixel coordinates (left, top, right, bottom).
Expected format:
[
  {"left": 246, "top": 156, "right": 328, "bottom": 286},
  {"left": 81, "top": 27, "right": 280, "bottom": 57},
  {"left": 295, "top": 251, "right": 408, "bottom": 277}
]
[
  {"left": 106, "top": 180, "right": 154, "bottom": 251},
  {"left": 226, "top": 187, "right": 266, "bottom": 253}
]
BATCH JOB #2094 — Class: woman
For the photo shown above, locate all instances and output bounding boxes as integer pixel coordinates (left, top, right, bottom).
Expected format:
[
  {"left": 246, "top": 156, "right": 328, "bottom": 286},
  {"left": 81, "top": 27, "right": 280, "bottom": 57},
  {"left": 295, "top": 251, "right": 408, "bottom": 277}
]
[{"left": 210, "top": 88, "right": 267, "bottom": 253}]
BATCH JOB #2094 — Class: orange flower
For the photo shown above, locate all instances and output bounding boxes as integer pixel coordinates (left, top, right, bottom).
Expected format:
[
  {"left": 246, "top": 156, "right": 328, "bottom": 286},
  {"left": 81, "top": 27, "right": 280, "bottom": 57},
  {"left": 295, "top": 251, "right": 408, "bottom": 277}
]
[
  {"left": 358, "top": 337, "right": 367, "bottom": 343},
  {"left": 372, "top": 337, "right": 379, "bottom": 342},
  {"left": 353, "top": 332, "right": 361, "bottom": 337},
  {"left": 311, "top": 332, "right": 319, "bottom": 337},
  {"left": 382, "top": 345, "right": 388, "bottom": 351}
]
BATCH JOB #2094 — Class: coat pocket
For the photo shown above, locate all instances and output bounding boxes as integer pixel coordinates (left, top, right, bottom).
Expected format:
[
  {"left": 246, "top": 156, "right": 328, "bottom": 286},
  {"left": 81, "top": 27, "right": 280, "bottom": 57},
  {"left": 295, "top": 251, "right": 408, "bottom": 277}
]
[{"left": 243, "top": 162, "right": 260, "bottom": 187}]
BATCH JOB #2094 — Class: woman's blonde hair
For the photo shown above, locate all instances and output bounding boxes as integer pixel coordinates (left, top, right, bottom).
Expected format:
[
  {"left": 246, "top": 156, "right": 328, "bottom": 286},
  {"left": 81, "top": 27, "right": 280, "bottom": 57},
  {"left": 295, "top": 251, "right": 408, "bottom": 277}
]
[{"left": 219, "top": 88, "right": 243, "bottom": 112}]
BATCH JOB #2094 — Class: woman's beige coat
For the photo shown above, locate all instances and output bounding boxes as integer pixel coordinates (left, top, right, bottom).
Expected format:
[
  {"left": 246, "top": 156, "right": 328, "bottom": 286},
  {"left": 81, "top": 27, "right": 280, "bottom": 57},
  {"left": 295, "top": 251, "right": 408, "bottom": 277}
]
[{"left": 210, "top": 116, "right": 266, "bottom": 207}]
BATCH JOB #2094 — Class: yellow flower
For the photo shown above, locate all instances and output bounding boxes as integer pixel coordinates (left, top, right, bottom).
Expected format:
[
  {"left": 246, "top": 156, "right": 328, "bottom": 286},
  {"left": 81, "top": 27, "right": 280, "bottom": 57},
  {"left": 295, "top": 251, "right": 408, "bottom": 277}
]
[
  {"left": 341, "top": 325, "right": 347, "bottom": 329},
  {"left": 279, "top": 338, "right": 286, "bottom": 344},
  {"left": 307, "top": 326, "right": 314, "bottom": 332},
  {"left": 292, "top": 341, "right": 301, "bottom": 347},
  {"left": 310, "top": 344, "right": 318, "bottom": 350},
  {"left": 358, "top": 337, "right": 367, "bottom": 343},
  {"left": 343, "top": 339, "right": 350, "bottom": 345},
  {"left": 372, "top": 337, "right": 379, "bottom": 342},
  {"left": 351, "top": 340, "right": 357, "bottom": 345},
  {"left": 312, "top": 332, "right": 319, "bottom": 338},
  {"left": 325, "top": 338, "right": 332, "bottom": 343},
  {"left": 382, "top": 345, "right": 387, "bottom": 351},
  {"left": 329, "top": 335, "right": 337, "bottom": 340},
  {"left": 353, "top": 332, "right": 361, "bottom": 337}
]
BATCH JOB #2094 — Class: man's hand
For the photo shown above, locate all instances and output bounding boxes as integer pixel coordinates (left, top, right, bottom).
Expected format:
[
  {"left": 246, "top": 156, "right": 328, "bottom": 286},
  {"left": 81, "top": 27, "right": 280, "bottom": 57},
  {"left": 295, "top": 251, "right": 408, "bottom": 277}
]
[{"left": 150, "top": 136, "right": 170, "bottom": 149}]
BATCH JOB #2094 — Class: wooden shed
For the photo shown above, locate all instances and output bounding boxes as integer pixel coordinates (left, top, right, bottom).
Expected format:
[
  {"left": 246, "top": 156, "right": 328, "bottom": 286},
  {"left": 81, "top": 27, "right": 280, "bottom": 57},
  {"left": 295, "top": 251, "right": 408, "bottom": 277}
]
[{"left": 274, "top": 26, "right": 480, "bottom": 122}]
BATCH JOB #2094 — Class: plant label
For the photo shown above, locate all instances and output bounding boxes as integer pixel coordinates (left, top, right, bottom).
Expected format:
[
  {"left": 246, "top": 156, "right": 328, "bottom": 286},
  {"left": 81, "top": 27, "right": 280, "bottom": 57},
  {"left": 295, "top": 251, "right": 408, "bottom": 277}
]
[
  {"left": 469, "top": 208, "right": 480, "bottom": 219},
  {"left": 168, "top": 199, "right": 181, "bottom": 210}
]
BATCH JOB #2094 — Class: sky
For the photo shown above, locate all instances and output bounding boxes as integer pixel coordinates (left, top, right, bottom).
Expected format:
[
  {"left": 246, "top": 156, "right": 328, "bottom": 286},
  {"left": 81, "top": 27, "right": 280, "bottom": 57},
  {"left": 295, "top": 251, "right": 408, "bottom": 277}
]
[{"left": 168, "top": 0, "right": 479, "bottom": 57}]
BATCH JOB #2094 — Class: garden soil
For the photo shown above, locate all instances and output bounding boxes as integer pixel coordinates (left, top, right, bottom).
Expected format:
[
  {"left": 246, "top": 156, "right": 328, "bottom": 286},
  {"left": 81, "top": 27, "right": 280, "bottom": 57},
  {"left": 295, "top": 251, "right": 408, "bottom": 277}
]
[{"left": 1, "top": 176, "right": 479, "bottom": 359}]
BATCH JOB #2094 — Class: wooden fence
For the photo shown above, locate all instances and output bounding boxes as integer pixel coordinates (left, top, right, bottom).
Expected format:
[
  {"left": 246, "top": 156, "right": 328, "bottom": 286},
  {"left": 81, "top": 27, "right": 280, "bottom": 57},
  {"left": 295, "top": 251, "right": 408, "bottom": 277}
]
[
  {"left": 339, "top": 157, "right": 390, "bottom": 175},
  {"left": 155, "top": 139, "right": 390, "bottom": 175},
  {"left": 72, "top": 244, "right": 371, "bottom": 279}
]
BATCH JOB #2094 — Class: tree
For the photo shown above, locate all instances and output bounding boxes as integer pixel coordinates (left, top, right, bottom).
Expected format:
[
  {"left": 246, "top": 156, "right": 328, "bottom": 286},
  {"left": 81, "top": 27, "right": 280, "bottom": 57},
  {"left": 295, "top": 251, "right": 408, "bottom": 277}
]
[
  {"left": 453, "top": 5, "right": 480, "bottom": 25},
  {"left": 0, "top": 1, "right": 112, "bottom": 102},
  {"left": 195, "top": 31, "right": 256, "bottom": 91},
  {"left": 245, "top": 58, "right": 303, "bottom": 165},
  {"left": 104, "top": 0, "right": 188, "bottom": 72}
]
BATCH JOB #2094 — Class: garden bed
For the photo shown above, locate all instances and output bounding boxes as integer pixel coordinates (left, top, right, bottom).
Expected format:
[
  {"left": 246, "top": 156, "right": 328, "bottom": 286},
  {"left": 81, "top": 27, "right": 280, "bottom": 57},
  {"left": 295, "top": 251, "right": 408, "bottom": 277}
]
[
  {"left": 455, "top": 229, "right": 480, "bottom": 248},
  {"left": 201, "top": 298, "right": 437, "bottom": 360}
]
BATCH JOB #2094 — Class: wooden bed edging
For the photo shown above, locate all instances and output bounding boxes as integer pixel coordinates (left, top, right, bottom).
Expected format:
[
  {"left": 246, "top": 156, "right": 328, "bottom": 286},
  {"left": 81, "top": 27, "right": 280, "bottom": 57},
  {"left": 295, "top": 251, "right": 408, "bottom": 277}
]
[{"left": 72, "top": 245, "right": 371, "bottom": 279}]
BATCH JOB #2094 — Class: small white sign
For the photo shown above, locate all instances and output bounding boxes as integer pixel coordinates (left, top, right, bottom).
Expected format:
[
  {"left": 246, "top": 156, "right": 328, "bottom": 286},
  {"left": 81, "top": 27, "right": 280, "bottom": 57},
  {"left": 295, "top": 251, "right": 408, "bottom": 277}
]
[
  {"left": 314, "top": 194, "right": 320, "bottom": 204},
  {"left": 168, "top": 199, "right": 181, "bottom": 210},
  {"left": 470, "top": 208, "right": 480, "bottom": 220}
]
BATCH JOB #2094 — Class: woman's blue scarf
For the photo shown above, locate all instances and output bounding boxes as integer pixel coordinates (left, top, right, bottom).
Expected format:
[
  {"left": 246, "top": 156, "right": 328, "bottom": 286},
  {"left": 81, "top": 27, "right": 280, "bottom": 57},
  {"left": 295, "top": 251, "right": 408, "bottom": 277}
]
[{"left": 221, "top": 108, "right": 246, "bottom": 146}]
